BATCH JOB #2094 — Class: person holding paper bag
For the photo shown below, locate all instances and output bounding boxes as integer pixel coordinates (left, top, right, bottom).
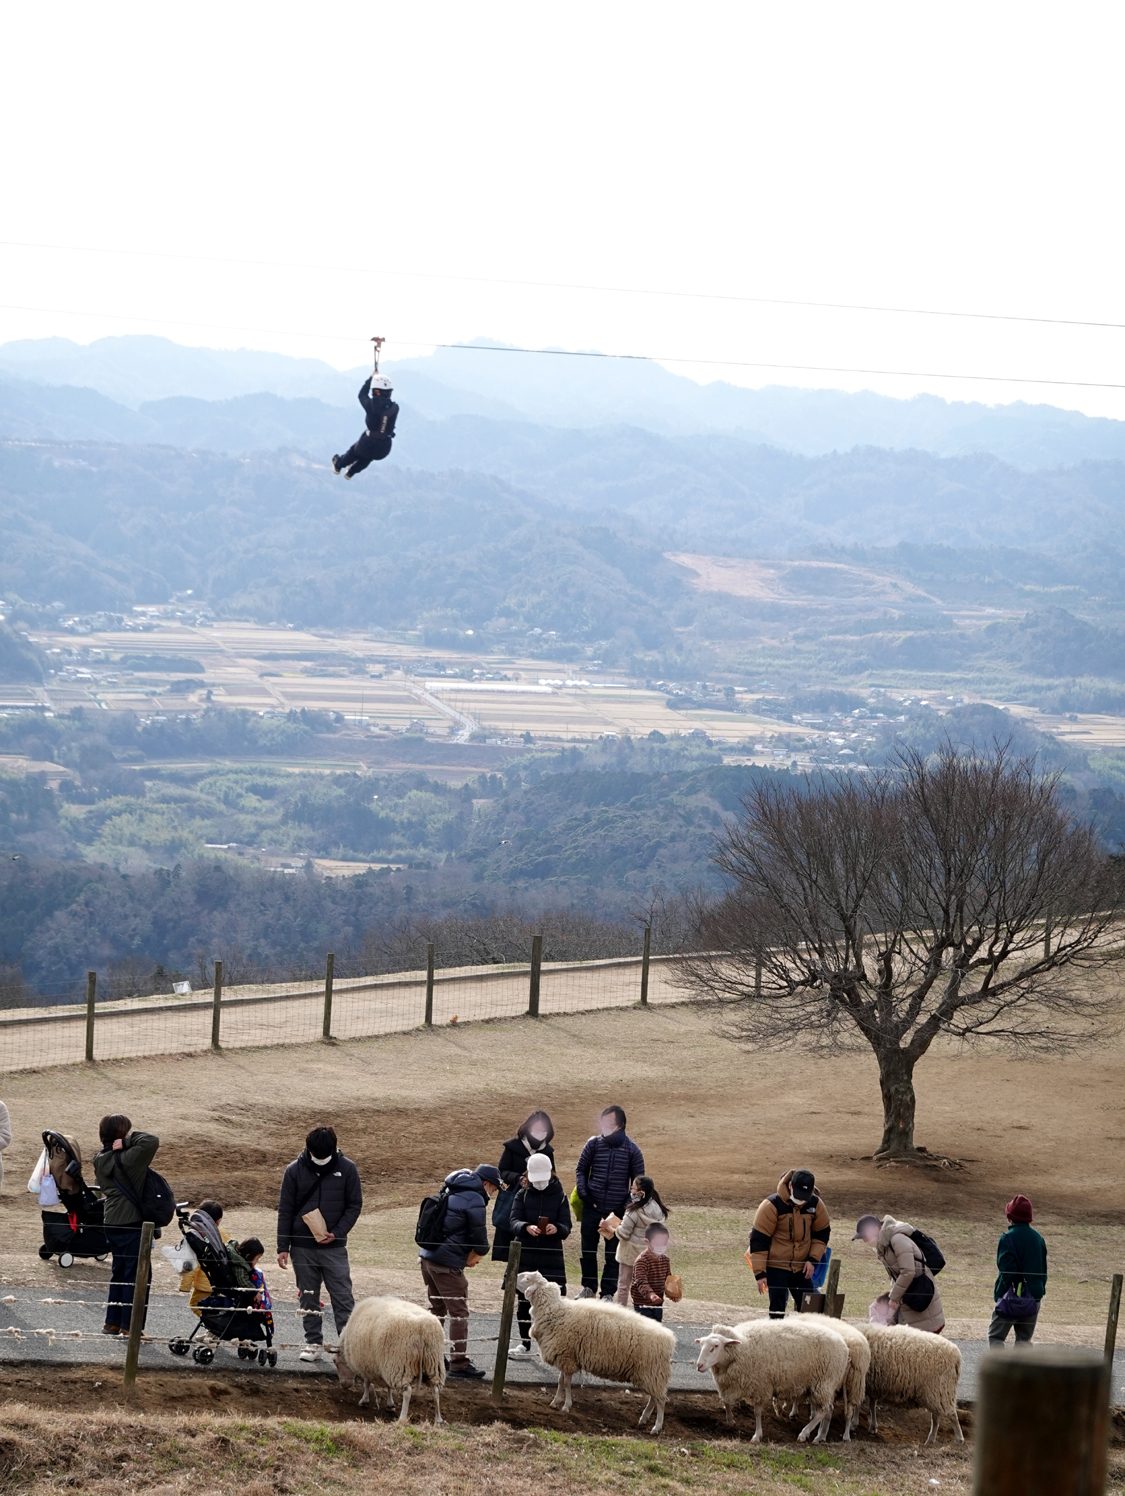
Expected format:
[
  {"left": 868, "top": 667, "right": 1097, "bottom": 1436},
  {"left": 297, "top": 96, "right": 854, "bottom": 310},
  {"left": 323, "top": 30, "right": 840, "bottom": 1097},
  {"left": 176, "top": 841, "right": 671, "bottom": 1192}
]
[{"left": 276, "top": 1124, "right": 363, "bottom": 1362}]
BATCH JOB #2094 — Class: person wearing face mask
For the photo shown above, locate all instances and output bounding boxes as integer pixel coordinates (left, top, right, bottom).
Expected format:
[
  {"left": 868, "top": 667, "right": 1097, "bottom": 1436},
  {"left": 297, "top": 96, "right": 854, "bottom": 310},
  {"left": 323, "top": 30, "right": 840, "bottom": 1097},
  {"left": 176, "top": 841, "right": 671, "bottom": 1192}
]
[
  {"left": 748, "top": 1167, "right": 830, "bottom": 1319},
  {"left": 507, "top": 1151, "right": 572, "bottom": 1356},
  {"left": 492, "top": 1110, "right": 556, "bottom": 1265},
  {"left": 276, "top": 1124, "right": 363, "bottom": 1362},
  {"left": 419, "top": 1163, "right": 504, "bottom": 1380},
  {"left": 614, "top": 1176, "right": 669, "bottom": 1307},
  {"left": 575, "top": 1104, "right": 645, "bottom": 1299}
]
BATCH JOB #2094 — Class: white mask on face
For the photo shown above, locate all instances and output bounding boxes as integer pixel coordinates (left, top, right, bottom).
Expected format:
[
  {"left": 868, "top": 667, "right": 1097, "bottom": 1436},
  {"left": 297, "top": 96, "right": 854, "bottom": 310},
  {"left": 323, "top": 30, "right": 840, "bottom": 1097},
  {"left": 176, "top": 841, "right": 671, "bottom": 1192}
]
[
  {"left": 531, "top": 1178, "right": 549, "bottom": 1192},
  {"left": 310, "top": 1154, "right": 333, "bottom": 1167}
]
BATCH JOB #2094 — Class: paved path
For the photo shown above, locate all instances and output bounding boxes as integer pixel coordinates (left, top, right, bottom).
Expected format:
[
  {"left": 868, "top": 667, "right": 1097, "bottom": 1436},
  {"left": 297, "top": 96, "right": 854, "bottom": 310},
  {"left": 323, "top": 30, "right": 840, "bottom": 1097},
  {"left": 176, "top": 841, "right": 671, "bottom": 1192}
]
[{"left": 3, "top": 1284, "right": 1122, "bottom": 1404}]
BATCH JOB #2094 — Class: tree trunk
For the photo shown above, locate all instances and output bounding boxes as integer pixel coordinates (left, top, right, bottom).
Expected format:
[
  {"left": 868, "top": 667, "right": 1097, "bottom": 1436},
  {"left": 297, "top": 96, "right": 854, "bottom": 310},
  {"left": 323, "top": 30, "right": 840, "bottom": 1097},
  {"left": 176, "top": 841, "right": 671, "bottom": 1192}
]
[{"left": 874, "top": 1046, "right": 919, "bottom": 1158}]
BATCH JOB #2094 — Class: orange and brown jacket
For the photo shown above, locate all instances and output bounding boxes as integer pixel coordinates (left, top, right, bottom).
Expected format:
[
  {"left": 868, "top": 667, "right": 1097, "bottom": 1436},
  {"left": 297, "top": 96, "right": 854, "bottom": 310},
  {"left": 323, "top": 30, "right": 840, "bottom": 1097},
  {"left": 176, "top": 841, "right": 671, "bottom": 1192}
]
[{"left": 748, "top": 1171, "right": 831, "bottom": 1278}]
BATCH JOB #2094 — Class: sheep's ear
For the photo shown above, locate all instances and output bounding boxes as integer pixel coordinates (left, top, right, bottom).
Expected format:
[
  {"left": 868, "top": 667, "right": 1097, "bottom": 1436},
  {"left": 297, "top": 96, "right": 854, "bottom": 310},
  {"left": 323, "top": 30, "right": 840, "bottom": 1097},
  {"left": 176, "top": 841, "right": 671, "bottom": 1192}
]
[
  {"left": 722, "top": 1337, "right": 740, "bottom": 1347},
  {"left": 693, "top": 1337, "right": 704, "bottom": 1345}
]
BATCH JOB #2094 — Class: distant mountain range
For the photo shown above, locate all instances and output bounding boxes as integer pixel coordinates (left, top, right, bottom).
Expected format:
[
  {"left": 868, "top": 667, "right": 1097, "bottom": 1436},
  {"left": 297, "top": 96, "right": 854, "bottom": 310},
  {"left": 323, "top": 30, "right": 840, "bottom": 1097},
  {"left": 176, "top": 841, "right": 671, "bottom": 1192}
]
[{"left": 5, "top": 334, "right": 1125, "bottom": 467}]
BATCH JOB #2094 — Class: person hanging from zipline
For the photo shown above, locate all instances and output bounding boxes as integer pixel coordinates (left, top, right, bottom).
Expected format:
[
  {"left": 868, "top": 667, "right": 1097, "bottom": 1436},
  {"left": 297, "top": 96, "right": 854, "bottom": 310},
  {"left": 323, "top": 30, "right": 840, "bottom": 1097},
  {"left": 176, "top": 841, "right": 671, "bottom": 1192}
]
[{"left": 332, "top": 336, "right": 398, "bottom": 478}]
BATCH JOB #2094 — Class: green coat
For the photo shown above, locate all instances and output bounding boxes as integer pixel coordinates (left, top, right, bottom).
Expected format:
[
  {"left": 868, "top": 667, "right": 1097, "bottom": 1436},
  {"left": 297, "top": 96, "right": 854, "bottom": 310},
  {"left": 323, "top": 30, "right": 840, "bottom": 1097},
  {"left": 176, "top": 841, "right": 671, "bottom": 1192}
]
[
  {"left": 94, "top": 1130, "right": 160, "bottom": 1228},
  {"left": 994, "top": 1221, "right": 1048, "bottom": 1302}
]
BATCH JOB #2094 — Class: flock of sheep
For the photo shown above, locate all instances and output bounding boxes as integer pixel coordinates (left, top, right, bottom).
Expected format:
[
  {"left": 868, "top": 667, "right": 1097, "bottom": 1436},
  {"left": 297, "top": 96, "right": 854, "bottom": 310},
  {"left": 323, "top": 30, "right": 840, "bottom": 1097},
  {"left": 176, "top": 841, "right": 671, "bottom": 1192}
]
[{"left": 332, "top": 1271, "right": 964, "bottom": 1445}]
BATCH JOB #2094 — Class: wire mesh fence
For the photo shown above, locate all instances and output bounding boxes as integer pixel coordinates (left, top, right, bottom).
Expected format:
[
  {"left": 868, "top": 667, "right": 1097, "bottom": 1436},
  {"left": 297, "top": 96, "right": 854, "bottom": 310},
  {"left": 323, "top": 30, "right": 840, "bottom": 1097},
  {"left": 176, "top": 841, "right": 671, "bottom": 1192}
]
[{"left": 0, "top": 932, "right": 693, "bottom": 1073}]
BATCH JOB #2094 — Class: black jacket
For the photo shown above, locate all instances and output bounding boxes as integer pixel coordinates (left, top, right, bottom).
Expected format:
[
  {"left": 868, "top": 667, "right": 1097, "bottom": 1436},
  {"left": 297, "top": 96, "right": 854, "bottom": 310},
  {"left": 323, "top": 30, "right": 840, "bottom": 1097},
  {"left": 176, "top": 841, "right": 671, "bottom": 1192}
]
[
  {"left": 509, "top": 1177, "right": 571, "bottom": 1284},
  {"left": 93, "top": 1131, "right": 160, "bottom": 1229},
  {"left": 276, "top": 1150, "right": 363, "bottom": 1253},
  {"left": 358, "top": 379, "right": 399, "bottom": 438},
  {"left": 576, "top": 1129, "right": 644, "bottom": 1214},
  {"left": 419, "top": 1169, "right": 491, "bottom": 1271},
  {"left": 492, "top": 1133, "right": 556, "bottom": 1261}
]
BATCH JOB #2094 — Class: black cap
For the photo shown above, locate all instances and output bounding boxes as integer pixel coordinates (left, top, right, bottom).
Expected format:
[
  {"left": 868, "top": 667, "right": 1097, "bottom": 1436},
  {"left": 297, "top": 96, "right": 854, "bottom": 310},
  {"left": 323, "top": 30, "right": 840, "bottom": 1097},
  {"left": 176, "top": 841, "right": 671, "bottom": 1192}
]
[
  {"left": 790, "top": 1168, "right": 815, "bottom": 1199},
  {"left": 475, "top": 1164, "right": 505, "bottom": 1189},
  {"left": 852, "top": 1213, "right": 880, "bottom": 1240}
]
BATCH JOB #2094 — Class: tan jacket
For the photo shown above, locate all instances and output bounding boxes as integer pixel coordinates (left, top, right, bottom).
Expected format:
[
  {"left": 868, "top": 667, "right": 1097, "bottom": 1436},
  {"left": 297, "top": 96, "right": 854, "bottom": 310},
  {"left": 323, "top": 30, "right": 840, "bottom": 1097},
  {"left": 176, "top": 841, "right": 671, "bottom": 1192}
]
[
  {"left": 749, "top": 1171, "right": 831, "bottom": 1278},
  {"left": 876, "top": 1216, "right": 945, "bottom": 1333},
  {"left": 615, "top": 1198, "right": 667, "bottom": 1268}
]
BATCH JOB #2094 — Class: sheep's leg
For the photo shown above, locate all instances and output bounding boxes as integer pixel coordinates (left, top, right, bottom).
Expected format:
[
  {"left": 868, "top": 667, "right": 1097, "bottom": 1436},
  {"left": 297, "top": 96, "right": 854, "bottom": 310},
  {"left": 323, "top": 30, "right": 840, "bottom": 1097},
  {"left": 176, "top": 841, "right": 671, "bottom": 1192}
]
[
  {"left": 869, "top": 1398, "right": 878, "bottom": 1433},
  {"left": 750, "top": 1405, "right": 764, "bottom": 1443},
  {"left": 550, "top": 1370, "right": 566, "bottom": 1410},
  {"left": 925, "top": 1411, "right": 937, "bottom": 1445},
  {"left": 358, "top": 1379, "right": 371, "bottom": 1408},
  {"left": 650, "top": 1395, "right": 666, "bottom": 1436},
  {"left": 638, "top": 1396, "right": 653, "bottom": 1426},
  {"left": 798, "top": 1399, "right": 830, "bottom": 1443},
  {"left": 560, "top": 1370, "right": 573, "bottom": 1414},
  {"left": 951, "top": 1406, "right": 964, "bottom": 1443},
  {"left": 396, "top": 1384, "right": 412, "bottom": 1425},
  {"left": 431, "top": 1384, "right": 443, "bottom": 1427}
]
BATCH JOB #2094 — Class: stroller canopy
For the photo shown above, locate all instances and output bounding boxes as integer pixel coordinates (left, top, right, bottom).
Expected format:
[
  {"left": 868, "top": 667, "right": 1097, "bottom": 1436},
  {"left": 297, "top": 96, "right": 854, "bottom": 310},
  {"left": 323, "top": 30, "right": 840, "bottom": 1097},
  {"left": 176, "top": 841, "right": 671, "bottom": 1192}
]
[{"left": 42, "top": 1129, "right": 85, "bottom": 1197}]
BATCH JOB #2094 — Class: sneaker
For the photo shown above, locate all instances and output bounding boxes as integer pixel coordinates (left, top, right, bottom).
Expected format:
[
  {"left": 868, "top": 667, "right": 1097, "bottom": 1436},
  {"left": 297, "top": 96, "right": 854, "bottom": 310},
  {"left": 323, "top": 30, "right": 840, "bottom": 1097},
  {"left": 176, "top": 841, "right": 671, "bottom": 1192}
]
[
  {"left": 344, "top": 470, "right": 354, "bottom": 480},
  {"left": 509, "top": 1341, "right": 534, "bottom": 1358},
  {"left": 299, "top": 1346, "right": 322, "bottom": 1363},
  {"left": 576, "top": 1287, "right": 595, "bottom": 1299},
  {"left": 331, "top": 455, "right": 343, "bottom": 474},
  {"left": 101, "top": 1323, "right": 121, "bottom": 1336},
  {"left": 599, "top": 1293, "right": 615, "bottom": 1301},
  {"left": 446, "top": 1362, "right": 486, "bottom": 1380}
]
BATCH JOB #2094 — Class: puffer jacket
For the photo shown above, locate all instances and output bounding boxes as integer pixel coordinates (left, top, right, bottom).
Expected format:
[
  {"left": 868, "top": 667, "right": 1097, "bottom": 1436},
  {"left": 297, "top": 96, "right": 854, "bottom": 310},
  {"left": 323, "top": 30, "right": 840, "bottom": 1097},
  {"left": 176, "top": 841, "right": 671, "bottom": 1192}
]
[
  {"left": 614, "top": 1197, "right": 667, "bottom": 1268},
  {"left": 575, "top": 1129, "right": 644, "bottom": 1214},
  {"left": 492, "top": 1127, "right": 556, "bottom": 1262},
  {"left": 877, "top": 1216, "right": 946, "bottom": 1333},
  {"left": 748, "top": 1171, "right": 831, "bottom": 1278},
  {"left": 276, "top": 1150, "right": 363, "bottom": 1253},
  {"left": 93, "top": 1130, "right": 160, "bottom": 1228},
  {"left": 509, "top": 1176, "right": 571, "bottom": 1283},
  {"left": 419, "top": 1169, "right": 490, "bottom": 1271}
]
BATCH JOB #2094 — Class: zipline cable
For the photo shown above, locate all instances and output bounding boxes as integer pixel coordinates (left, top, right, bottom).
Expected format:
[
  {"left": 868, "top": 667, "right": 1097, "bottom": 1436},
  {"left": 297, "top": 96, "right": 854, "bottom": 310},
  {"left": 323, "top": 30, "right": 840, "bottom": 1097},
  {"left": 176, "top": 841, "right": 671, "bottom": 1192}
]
[
  {"left": 2, "top": 238, "right": 1125, "bottom": 334},
  {"left": 2, "top": 300, "right": 1125, "bottom": 393}
]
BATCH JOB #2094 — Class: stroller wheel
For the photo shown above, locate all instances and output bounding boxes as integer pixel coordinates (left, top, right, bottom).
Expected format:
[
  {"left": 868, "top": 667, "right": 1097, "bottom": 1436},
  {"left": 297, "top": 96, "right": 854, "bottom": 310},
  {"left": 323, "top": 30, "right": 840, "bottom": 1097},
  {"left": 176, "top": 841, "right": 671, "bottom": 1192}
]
[
  {"left": 169, "top": 1339, "right": 191, "bottom": 1357},
  {"left": 58, "top": 1252, "right": 74, "bottom": 1269},
  {"left": 258, "top": 1348, "right": 267, "bottom": 1366},
  {"left": 193, "top": 1346, "right": 215, "bottom": 1366},
  {"left": 267, "top": 1350, "right": 278, "bottom": 1368},
  {"left": 38, "top": 1245, "right": 52, "bottom": 1261},
  {"left": 236, "top": 1345, "right": 250, "bottom": 1360}
]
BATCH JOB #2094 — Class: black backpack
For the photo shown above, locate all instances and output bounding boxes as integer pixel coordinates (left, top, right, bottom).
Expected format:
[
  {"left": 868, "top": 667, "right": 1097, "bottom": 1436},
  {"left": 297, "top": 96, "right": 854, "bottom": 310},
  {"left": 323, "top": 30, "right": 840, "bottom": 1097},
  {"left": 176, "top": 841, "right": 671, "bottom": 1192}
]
[
  {"left": 112, "top": 1157, "right": 176, "bottom": 1229},
  {"left": 415, "top": 1185, "right": 451, "bottom": 1249},
  {"left": 908, "top": 1227, "right": 946, "bottom": 1277}
]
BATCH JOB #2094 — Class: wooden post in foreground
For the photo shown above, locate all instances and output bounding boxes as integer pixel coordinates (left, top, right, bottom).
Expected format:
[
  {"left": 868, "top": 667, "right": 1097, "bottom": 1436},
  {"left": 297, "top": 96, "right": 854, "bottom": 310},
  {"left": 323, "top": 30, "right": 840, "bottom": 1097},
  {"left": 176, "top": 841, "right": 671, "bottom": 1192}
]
[
  {"left": 122, "top": 1220, "right": 155, "bottom": 1393},
  {"left": 824, "top": 1257, "right": 843, "bottom": 1318},
  {"left": 321, "top": 952, "right": 335, "bottom": 1041},
  {"left": 1105, "top": 1272, "right": 1122, "bottom": 1372},
  {"left": 84, "top": 971, "right": 96, "bottom": 1063},
  {"left": 491, "top": 1240, "right": 522, "bottom": 1401},
  {"left": 972, "top": 1349, "right": 1108, "bottom": 1496},
  {"left": 210, "top": 958, "right": 223, "bottom": 1051},
  {"left": 424, "top": 942, "right": 435, "bottom": 1027},
  {"left": 639, "top": 923, "right": 652, "bottom": 1006},
  {"left": 527, "top": 935, "right": 542, "bottom": 1018}
]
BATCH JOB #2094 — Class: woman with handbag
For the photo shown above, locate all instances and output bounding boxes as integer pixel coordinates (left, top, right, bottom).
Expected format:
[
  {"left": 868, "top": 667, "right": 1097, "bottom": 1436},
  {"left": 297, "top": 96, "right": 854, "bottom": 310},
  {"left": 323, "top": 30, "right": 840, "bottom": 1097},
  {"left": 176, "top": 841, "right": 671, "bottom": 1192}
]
[
  {"left": 92, "top": 1113, "right": 159, "bottom": 1337},
  {"left": 854, "top": 1213, "right": 946, "bottom": 1334},
  {"left": 989, "top": 1194, "right": 1047, "bottom": 1347}
]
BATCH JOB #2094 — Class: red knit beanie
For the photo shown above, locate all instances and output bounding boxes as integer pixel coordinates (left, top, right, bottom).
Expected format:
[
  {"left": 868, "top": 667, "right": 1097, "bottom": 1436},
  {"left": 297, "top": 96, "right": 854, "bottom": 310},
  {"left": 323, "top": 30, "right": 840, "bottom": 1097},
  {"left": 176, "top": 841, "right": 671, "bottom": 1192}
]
[{"left": 1005, "top": 1194, "right": 1033, "bottom": 1223}]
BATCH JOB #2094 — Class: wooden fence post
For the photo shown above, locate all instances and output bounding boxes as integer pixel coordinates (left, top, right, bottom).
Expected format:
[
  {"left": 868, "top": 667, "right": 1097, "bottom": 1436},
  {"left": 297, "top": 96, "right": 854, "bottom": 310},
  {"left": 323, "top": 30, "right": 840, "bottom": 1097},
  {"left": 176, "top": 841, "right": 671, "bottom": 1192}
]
[
  {"left": 972, "top": 1348, "right": 1108, "bottom": 1496},
  {"left": 84, "top": 971, "right": 96, "bottom": 1063},
  {"left": 424, "top": 942, "right": 435, "bottom": 1026},
  {"left": 491, "top": 1240, "right": 522, "bottom": 1401},
  {"left": 528, "top": 935, "right": 542, "bottom": 1018},
  {"left": 122, "top": 1220, "right": 155, "bottom": 1392},
  {"left": 824, "top": 1257, "right": 843, "bottom": 1318},
  {"left": 322, "top": 952, "right": 335, "bottom": 1041},
  {"left": 210, "top": 958, "right": 223, "bottom": 1051},
  {"left": 1105, "top": 1272, "right": 1122, "bottom": 1372},
  {"left": 639, "top": 923, "right": 652, "bottom": 1007}
]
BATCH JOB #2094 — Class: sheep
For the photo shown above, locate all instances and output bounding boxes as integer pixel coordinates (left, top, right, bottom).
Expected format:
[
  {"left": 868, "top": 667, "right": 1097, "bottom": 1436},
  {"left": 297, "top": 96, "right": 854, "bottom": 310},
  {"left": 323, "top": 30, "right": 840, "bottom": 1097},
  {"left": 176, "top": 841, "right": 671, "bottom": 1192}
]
[
  {"left": 695, "top": 1318, "right": 849, "bottom": 1444},
  {"left": 856, "top": 1323, "right": 963, "bottom": 1445},
  {"left": 516, "top": 1269, "right": 675, "bottom": 1434},
  {"left": 333, "top": 1294, "right": 445, "bottom": 1425},
  {"left": 781, "top": 1315, "right": 871, "bottom": 1441}
]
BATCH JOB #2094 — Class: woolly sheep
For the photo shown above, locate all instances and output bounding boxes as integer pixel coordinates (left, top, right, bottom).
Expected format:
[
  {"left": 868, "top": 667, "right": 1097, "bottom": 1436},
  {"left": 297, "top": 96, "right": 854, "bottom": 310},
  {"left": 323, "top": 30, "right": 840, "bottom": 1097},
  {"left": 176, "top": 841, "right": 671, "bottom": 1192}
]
[
  {"left": 695, "top": 1318, "right": 849, "bottom": 1444},
  {"left": 782, "top": 1315, "right": 871, "bottom": 1440},
  {"left": 334, "top": 1294, "right": 445, "bottom": 1425},
  {"left": 856, "top": 1322, "right": 963, "bottom": 1444},
  {"left": 516, "top": 1269, "right": 675, "bottom": 1434}
]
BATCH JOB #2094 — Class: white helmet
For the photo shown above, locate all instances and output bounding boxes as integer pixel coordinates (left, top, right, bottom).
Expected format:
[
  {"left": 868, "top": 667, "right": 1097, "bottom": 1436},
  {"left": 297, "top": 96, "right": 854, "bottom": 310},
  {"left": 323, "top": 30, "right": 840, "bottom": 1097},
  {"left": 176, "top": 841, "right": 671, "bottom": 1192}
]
[{"left": 370, "top": 374, "right": 393, "bottom": 391}]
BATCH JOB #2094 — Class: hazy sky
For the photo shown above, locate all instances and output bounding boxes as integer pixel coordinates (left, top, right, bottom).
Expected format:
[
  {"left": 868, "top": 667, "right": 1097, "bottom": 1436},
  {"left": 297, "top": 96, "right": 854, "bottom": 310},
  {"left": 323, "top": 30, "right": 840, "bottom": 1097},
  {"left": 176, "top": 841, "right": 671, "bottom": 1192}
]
[{"left": 3, "top": 2, "right": 1125, "bottom": 415}]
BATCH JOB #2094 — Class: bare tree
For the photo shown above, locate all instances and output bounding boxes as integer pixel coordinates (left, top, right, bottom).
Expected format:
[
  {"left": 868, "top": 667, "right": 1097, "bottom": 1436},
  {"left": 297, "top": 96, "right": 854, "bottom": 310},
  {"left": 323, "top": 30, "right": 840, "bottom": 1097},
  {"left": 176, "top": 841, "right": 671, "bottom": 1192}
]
[{"left": 683, "top": 745, "right": 1122, "bottom": 1160}]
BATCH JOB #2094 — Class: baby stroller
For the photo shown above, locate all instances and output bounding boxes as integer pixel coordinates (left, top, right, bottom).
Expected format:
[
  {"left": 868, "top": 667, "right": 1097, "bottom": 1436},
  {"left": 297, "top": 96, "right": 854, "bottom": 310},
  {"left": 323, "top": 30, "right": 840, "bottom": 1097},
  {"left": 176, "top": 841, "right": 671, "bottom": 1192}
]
[
  {"left": 168, "top": 1205, "right": 276, "bottom": 1367},
  {"left": 37, "top": 1129, "right": 109, "bottom": 1268}
]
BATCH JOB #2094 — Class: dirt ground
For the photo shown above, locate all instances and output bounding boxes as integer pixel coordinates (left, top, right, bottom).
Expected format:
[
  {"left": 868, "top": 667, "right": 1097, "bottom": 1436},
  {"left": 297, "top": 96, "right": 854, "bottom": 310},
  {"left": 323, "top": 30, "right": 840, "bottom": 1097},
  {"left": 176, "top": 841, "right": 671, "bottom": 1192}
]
[{"left": 1, "top": 1002, "right": 1122, "bottom": 1332}]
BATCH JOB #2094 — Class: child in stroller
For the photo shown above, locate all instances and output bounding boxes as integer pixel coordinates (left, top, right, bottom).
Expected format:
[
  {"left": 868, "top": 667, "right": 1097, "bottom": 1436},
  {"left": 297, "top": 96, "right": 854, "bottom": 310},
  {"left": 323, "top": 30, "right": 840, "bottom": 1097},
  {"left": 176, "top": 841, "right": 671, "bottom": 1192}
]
[
  {"left": 37, "top": 1129, "right": 110, "bottom": 1268},
  {"left": 168, "top": 1204, "right": 276, "bottom": 1367}
]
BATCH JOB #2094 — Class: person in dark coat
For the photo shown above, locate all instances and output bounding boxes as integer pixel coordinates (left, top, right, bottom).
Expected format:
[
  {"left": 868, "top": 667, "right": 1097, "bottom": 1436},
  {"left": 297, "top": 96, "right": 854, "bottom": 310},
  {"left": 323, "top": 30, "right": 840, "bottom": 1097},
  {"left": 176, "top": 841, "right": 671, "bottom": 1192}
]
[
  {"left": 575, "top": 1104, "right": 644, "bottom": 1298},
  {"left": 508, "top": 1151, "right": 571, "bottom": 1354},
  {"left": 332, "top": 375, "right": 399, "bottom": 478},
  {"left": 419, "top": 1164, "right": 504, "bottom": 1379},
  {"left": 989, "top": 1193, "right": 1048, "bottom": 1346},
  {"left": 276, "top": 1124, "right": 363, "bottom": 1361},
  {"left": 93, "top": 1113, "right": 159, "bottom": 1336},
  {"left": 492, "top": 1109, "right": 555, "bottom": 1263}
]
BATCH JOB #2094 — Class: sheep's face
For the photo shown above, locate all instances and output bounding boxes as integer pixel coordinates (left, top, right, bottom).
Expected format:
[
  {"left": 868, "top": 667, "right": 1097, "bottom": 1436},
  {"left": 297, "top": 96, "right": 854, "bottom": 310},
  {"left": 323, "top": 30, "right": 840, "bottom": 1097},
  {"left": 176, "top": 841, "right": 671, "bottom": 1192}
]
[
  {"left": 332, "top": 1348, "right": 354, "bottom": 1383},
  {"left": 695, "top": 1328, "right": 741, "bottom": 1374},
  {"left": 516, "top": 1270, "right": 547, "bottom": 1297}
]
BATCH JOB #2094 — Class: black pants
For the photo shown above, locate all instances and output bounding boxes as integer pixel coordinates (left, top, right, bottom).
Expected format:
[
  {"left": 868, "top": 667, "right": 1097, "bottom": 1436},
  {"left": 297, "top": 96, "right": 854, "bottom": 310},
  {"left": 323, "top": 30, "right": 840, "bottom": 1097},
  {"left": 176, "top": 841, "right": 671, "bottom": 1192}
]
[
  {"left": 580, "top": 1208, "right": 620, "bottom": 1295},
  {"left": 339, "top": 431, "right": 392, "bottom": 476},
  {"left": 105, "top": 1225, "right": 150, "bottom": 1332},
  {"left": 636, "top": 1304, "right": 664, "bottom": 1322},
  {"left": 766, "top": 1266, "right": 809, "bottom": 1319}
]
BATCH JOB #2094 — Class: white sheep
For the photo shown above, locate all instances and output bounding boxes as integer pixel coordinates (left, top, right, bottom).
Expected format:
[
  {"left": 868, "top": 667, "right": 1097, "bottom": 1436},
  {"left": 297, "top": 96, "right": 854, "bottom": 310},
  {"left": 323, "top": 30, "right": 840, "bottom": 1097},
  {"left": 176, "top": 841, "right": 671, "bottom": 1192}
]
[
  {"left": 334, "top": 1295, "right": 445, "bottom": 1425},
  {"left": 782, "top": 1315, "right": 871, "bottom": 1440},
  {"left": 695, "top": 1318, "right": 849, "bottom": 1444},
  {"left": 856, "top": 1322, "right": 963, "bottom": 1444},
  {"left": 516, "top": 1269, "right": 675, "bottom": 1434}
]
